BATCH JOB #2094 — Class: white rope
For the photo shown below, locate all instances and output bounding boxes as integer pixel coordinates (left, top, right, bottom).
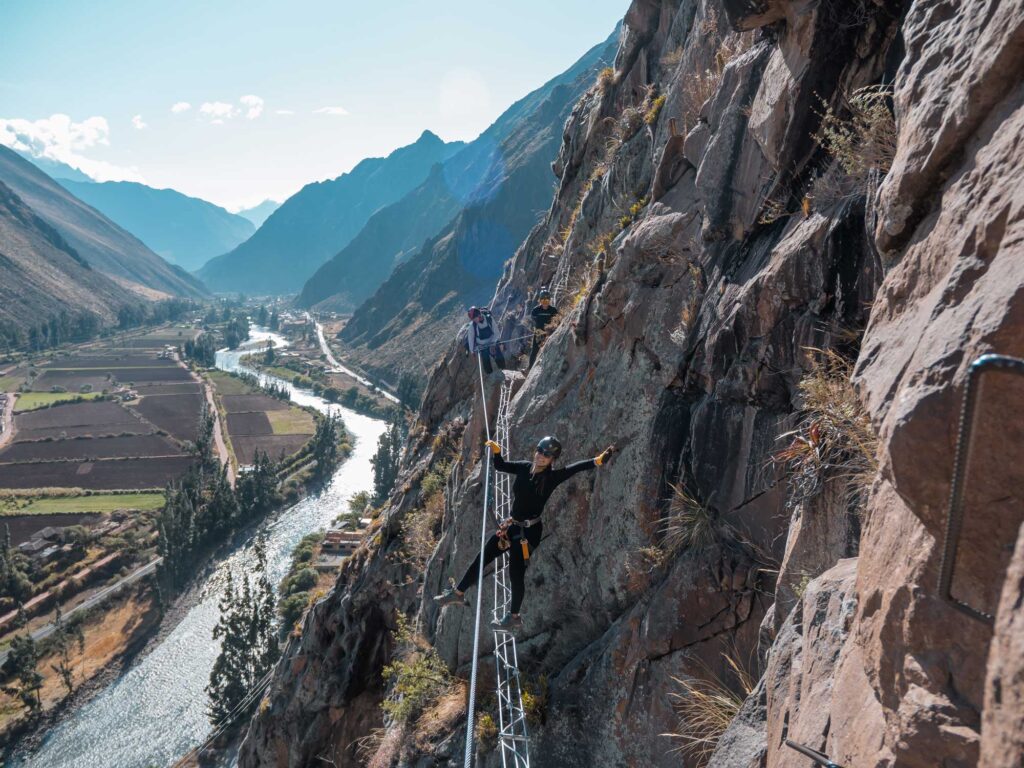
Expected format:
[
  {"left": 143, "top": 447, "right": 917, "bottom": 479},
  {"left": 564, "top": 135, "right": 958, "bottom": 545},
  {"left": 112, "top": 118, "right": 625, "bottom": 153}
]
[{"left": 463, "top": 353, "right": 494, "bottom": 768}]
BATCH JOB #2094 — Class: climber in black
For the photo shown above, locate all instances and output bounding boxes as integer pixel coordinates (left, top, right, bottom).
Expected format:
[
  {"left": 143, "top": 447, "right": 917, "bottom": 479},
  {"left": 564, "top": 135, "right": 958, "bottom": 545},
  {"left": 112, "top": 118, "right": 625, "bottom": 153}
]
[
  {"left": 527, "top": 287, "right": 559, "bottom": 369},
  {"left": 434, "top": 436, "right": 615, "bottom": 631},
  {"left": 465, "top": 306, "right": 505, "bottom": 375}
]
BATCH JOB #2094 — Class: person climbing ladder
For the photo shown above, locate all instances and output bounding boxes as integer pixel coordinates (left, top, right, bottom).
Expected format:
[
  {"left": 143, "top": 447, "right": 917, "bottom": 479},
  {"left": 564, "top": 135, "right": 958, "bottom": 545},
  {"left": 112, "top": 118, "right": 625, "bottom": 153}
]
[
  {"left": 434, "top": 436, "right": 614, "bottom": 630},
  {"left": 465, "top": 306, "right": 505, "bottom": 375},
  {"left": 527, "top": 287, "right": 559, "bottom": 369}
]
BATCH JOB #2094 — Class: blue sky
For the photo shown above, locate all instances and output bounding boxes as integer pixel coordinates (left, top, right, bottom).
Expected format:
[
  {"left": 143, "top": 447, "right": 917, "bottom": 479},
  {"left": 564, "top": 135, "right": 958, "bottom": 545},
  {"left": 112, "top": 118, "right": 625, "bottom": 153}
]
[{"left": 0, "top": 0, "right": 626, "bottom": 210}]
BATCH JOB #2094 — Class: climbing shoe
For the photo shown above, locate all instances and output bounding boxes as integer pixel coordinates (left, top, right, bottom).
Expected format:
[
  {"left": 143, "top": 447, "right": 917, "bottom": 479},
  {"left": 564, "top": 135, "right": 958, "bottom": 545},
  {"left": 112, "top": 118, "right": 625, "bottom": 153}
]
[
  {"left": 433, "top": 587, "right": 467, "bottom": 608},
  {"left": 491, "top": 613, "right": 523, "bottom": 631}
]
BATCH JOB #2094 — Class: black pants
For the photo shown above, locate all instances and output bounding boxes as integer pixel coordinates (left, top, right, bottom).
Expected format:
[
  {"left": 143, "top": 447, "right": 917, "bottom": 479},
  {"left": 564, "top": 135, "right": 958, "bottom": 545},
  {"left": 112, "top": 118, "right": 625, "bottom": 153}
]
[
  {"left": 478, "top": 346, "right": 505, "bottom": 374},
  {"left": 457, "top": 523, "right": 542, "bottom": 614}
]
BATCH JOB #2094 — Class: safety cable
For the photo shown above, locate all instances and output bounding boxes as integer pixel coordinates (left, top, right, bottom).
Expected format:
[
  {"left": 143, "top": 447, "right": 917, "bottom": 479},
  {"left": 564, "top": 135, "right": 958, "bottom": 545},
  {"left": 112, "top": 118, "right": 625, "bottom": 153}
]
[{"left": 463, "top": 353, "right": 495, "bottom": 768}]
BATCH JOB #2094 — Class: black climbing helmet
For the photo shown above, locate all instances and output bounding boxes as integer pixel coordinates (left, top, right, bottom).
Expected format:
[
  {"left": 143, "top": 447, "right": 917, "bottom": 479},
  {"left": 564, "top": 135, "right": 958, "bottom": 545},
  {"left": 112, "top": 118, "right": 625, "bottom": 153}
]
[
  {"left": 536, "top": 436, "right": 562, "bottom": 459},
  {"left": 537, "top": 287, "right": 552, "bottom": 301}
]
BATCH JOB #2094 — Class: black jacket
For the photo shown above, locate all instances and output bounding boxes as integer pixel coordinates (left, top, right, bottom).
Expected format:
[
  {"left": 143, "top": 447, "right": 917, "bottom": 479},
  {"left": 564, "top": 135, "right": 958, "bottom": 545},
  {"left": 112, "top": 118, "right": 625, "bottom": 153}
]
[
  {"left": 530, "top": 304, "right": 559, "bottom": 330},
  {"left": 492, "top": 451, "right": 596, "bottom": 521}
]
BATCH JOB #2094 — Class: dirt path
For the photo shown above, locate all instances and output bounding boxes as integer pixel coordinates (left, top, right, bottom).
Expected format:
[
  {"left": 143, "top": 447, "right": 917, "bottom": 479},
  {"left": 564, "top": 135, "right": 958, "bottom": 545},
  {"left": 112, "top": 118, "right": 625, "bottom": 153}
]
[
  {"left": 198, "top": 374, "right": 234, "bottom": 486},
  {"left": 0, "top": 392, "right": 15, "bottom": 450}
]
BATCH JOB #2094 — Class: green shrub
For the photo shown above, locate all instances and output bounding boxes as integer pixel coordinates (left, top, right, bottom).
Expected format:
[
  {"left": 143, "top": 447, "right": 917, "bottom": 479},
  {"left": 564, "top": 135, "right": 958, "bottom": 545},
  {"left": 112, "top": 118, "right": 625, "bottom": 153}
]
[
  {"left": 381, "top": 614, "right": 453, "bottom": 724},
  {"left": 644, "top": 94, "right": 666, "bottom": 124}
]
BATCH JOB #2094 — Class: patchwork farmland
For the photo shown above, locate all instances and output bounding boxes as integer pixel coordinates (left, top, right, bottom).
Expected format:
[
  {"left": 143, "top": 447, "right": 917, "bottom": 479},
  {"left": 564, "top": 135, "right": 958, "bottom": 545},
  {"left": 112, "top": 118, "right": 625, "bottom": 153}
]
[
  {"left": 207, "top": 370, "right": 316, "bottom": 466},
  {"left": 0, "top": 327, "right": 204, "bottom": 498}
]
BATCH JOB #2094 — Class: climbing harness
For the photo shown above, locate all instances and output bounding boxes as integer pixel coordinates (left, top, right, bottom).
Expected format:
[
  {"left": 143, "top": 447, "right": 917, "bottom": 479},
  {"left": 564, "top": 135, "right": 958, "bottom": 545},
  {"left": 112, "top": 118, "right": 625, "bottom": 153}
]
[
  {"left": 938, "top": 353, "right": 1024, "bottom": 625},
  {"left": 462, "top": 353, "right": 532, "bottom": 768},
  {"left": 784, "top": 739, "right": 845, "bottom": 768}
]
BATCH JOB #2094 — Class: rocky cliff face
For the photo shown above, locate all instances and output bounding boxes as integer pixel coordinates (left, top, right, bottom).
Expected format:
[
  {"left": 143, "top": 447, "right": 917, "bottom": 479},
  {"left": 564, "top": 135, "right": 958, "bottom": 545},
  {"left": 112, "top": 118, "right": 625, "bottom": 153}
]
[{"left": 240, "top": 1, "right": 1024, "bottom": 766}]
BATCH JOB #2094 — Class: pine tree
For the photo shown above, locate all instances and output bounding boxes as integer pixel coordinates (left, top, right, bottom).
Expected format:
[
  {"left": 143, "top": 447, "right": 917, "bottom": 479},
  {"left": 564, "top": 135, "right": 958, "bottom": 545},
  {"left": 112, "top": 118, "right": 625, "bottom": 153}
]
[
  {"left": 371, "top": 412, "right": 405, "bottom": 503},
  {"left": 206, "top": 544, "right": 280, "bottom": 726},
  {"left": 207, "top": 572, "right": 248, "bottom": 723}
]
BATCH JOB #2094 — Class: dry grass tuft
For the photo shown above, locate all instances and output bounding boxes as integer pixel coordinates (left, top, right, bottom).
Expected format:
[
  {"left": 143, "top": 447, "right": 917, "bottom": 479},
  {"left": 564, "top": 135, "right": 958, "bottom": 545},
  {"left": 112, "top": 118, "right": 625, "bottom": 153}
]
[
  {"left": 815, "top": 85, "right": 896, "bottom": 184},
  {"left": 597, "top": 66, "right": 617, "bottom": 92},
  {"left": 661, "top": 46, "right": 685, "bottom": 69},
  {"left": 664, "top": 651, "right": 758, "bottom": 764},
  {"left": 660, "top": 483, "right": 723, "bottom": 556},
  {"left": 810, "top": 84, "right": 895, "bottom": 212},
  {"left": 414, "top": 682, "right": 467, "bottom": 747},
  {"left": 680, "top": 11, "right": 755, "bottom": 132},
  {"left": 774, "top": 348, "right": 878, "bottom": 509}
]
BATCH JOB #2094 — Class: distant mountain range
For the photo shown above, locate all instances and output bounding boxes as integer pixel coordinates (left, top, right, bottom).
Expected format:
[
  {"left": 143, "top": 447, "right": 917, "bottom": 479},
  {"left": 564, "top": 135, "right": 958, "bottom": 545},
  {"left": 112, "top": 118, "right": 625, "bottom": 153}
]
[
  {"left": 197, "top": 130, "right": 465, "bottom": 295},
  {"left": 0, "top": 145, "right": 206, "bottom": 299},
  {"left": 58, "top": 179, "right": 255, "bottom": 272},
  {"left": 330, "top": 29, "right": 620, "bottom": 381},
  {"left": 235, "top": 199, "right": 280, "bottom": 228}
]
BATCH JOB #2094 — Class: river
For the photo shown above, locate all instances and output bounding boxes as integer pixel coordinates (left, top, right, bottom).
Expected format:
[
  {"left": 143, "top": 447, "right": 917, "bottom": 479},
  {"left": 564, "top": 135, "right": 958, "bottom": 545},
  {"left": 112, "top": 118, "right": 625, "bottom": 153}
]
[{"left": 12, "top": 329, "right": 386, "bottom": 768}]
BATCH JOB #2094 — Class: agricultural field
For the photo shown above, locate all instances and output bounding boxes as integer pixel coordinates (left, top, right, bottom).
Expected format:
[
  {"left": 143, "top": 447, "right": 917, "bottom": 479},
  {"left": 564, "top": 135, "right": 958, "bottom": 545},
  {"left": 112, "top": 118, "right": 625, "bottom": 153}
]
[
  {"left": 132, "top": 393, "right": 203, "bottom": 442},
  {"left": 0, "top": 327, "right": 205, "bottom": 505},
  {"left": 1, "top": 492, "right": 166, "bottom": 516},
  {"left": 207, "top": 371, "right": 316, "bottom": 465},
  {"left": 12, "top": 391, "right": 104, "bottom": 412},
  {"left": 0, "top": 456, "right": 195, "bottom": 490}
]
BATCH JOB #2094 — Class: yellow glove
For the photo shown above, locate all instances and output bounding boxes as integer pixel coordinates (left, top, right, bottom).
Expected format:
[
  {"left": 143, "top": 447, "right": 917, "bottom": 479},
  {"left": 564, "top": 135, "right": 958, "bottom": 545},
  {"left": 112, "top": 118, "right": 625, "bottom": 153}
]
[
  {"left": 595, "top": 445, "right": 615, "bottom": 466},
  {"left": 485, "top": 440, "right": 502, "bottom": 455}
]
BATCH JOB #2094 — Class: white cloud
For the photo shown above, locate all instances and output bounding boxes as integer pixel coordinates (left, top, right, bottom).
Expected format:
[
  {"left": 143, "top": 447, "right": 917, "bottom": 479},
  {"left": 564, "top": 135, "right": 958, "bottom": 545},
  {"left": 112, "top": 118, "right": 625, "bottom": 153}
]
[
  {"left": 199, "top": 101, "right": 237, "bottom": 120},
  {"left": 240, "top": 94, "right": 264, "bottom": 120},
  {"left": 275, "top": 109, "right": 295, "bottom": 115},
  {"left": 170, "top": 101, "right": 192, "bottom": 113},
  {"left": 132, "top": 114, "right": 147, "bottom": 130},
  {"left": 0, "top": 114, "right": 144, "bottom": 182},
  {"left": 313, "top": 106, "right": 350, "bottom": 116}
]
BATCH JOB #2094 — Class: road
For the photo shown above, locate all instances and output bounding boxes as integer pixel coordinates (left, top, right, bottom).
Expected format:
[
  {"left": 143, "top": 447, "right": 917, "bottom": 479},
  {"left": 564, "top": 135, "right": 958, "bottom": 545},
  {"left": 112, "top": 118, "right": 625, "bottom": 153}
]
[
  {"left": 308, "top": 315, "right": 400, "bottom": 404},
  {"left": 0, "top": 557, "right": 162, "bottom": 665},
  {"left": 197, "top": 372, "right": 234, "bottom": 486}
]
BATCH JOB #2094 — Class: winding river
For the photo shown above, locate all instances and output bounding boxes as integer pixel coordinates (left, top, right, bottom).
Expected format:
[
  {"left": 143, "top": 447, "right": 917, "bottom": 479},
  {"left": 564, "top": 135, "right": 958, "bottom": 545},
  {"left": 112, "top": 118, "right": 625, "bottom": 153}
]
[{"left": 12, "top": 329, "right": 386, "bottom": 768}]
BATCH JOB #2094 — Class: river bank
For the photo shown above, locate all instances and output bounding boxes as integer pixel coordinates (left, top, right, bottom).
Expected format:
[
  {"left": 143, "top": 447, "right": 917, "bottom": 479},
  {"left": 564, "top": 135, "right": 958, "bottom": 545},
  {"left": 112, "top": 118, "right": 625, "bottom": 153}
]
[{"left": 7, "top": 330, "right": 387, "bottom": 768}]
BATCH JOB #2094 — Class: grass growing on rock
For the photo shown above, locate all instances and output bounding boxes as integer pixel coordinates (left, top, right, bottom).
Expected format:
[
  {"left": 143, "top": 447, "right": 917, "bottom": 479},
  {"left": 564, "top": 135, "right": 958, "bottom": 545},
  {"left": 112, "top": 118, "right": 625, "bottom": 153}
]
[
  {"left": 381, "top": 613, "right": 453, "bottom": 725},
  {"left": 774, "top": 348, "right": 878, "bottom": 510},
  {"left": 664, "top": 651, "right": 758, "bottom": 764},
  {"left": 660, "top": 483, "right": 723, "bottom": 555}
]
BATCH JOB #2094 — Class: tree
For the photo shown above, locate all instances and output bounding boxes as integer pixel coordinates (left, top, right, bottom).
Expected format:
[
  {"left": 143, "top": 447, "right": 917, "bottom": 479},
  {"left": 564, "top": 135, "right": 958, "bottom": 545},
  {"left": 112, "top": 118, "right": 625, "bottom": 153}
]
[
  {"left": 269, "top": 308, "right": 280, "bottom": 331},
  {"left": 257, "top": 305, "right": 269, "bottom": 326},
  {"left": 397, "top": 371, "right": 424, "bottom": 411},
  {"left": 311, "top": 415, "right": 343, "bottom": 479},
  {"left": 371, "top": 413, "right": 405, "bottom": 504},
  {"left": 6, "top": 634, "right": 43, "bottom": 713},
  {"left": 207, "top": 541, "right": 279, "bottom": 726},
  {"left": 50, "top": 604, "right": 85, "bottom": 696},
  {"left": 194, "top": 400, "right": 217, "bottom": 471},
  {"left": 263, "top": 340, "right": 275, "bottom": 365}
]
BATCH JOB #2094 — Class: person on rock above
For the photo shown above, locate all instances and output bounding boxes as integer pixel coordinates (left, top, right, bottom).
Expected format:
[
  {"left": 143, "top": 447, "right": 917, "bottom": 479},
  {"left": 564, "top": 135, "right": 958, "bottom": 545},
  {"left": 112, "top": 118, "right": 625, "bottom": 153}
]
[
  {"left": 527, "top": 287, "right": 559, "bottom": 370},
  {"left": 465, "top": 306, "right": 505, "bottom": 376},
  {"left": 434, "top": 436, "right": 615, "bottom": 631}
]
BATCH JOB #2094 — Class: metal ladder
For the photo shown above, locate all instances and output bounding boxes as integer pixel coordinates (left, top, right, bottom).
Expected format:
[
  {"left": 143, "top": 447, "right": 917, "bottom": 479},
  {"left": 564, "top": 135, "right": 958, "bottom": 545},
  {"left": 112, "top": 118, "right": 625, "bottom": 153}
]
[
  {"left": 550, "top": 250, "right": 572, "bottom": 308},
  {"left": 490, "top": 379, "right": 531, "bottom": 768}
]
